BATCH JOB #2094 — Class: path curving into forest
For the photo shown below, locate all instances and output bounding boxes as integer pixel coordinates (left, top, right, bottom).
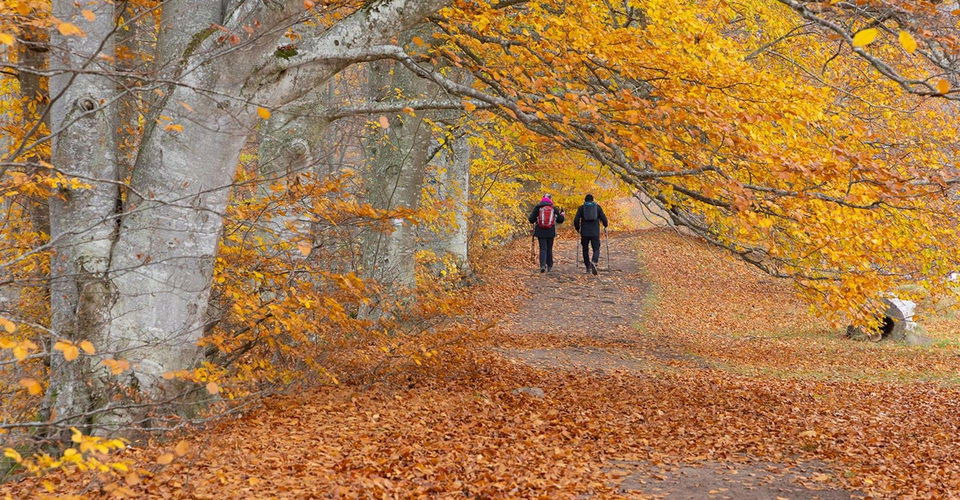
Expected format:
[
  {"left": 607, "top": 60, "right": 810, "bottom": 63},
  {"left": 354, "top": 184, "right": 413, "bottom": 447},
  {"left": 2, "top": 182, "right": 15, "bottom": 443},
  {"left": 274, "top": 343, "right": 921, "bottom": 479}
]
[{"left": 497, "top": 231, "right": 858, "bottom": 499}]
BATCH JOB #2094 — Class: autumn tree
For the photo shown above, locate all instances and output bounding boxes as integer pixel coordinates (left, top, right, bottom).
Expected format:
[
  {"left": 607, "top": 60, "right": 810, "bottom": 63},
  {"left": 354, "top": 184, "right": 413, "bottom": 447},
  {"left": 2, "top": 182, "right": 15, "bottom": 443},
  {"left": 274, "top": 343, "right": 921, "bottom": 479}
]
[{"left": 2, "top": 0, "right": 960, "bottom": 463}]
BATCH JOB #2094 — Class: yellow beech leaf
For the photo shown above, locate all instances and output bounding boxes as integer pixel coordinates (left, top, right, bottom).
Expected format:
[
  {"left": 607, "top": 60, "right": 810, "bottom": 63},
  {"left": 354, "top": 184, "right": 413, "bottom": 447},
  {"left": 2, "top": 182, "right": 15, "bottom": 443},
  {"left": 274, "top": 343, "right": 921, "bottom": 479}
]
[
  {"left": 164, "top": 123, "right": 184, "bottom": 133},
  {"left": 852, "top": 28, "right": 878, "bottom": 47},
  {"left": 103, "top": 358, "right": 131, "bottom": 375},
  {"left": 206, "top": 382, "right": 220, "bottom": 394},
  {"left": 174, "top": 440, "right": 190, "bottom": 457},
  {"left": 936, "top": 79, "right": 951, "bottom": 94},
  {"left": 297, "top": 240, "right": 312, "bottom": 257},
  {"left": 257, "top": 107, "right": 271, "bottom": 120},
  {"left": 0, "top": 317, "right": 15, "bottom": 333},
  {"left": 377, "top": 116, "right": 390, "bottom": 129},
  {"left": 19, "top": 378, "right": 42, "bottom": 395},
  {"left": 0, "top": 33, "right": 14, "bottom": 46},
  {"left": 81, "top": 10, "right": 96, "bottom": 22},
  {"left": 463, "top": 101, "right": 477, "bottom": 112},
  {"left": 12, "top": 341, "right": 35, "bottom": 361},
  {"left": 4, "top": 448, "right": 22, "bottom": 462},
  {"left": 898, "top": 31, "right": 917, "bottom": 54},
  {"left": 79, "top": 340, "right": 95, "bottom": 355},
  {"left": 57, "top": 22, "right": 85, "bottom": 37},
  {"left": 303, "top": 0, "right": 316, "bottom": 8},
  {"left": 54, "top": 340, "right": 79, "bottom": 361},
  {"left": 156, "top": 453, "right": 174, "bottom": 465},
  {"left": 402, "top": 107, "right": 415, "bottom": 116},
  {"left": 179, "top": 101, "right": 194, "bottom": 112},
  {"left": 162, "top": 371, "right": 176, "bottom": 380}
]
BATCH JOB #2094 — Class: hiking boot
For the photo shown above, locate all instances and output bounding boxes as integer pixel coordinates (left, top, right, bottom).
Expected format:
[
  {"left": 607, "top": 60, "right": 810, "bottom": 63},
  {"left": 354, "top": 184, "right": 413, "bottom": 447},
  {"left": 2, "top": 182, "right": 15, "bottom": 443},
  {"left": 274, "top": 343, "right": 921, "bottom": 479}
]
[
  {"left": 591, "top": 262, "right": 599, "bottom": 275},
  {"left": 584, "top": 266, "right": 591, "bottom": 274},
  {"left": 540, "top": 266, "right": 546, "bottom": 273},
  {"left": 546, "top": 265, "right": 553, "bottom": 272}
]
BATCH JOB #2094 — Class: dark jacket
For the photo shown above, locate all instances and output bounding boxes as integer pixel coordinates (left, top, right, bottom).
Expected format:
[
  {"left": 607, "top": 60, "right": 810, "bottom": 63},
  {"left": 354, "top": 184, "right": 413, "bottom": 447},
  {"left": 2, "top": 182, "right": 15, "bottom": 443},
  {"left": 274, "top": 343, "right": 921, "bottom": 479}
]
[
  {"left": 528, "top": 201, "right": 565, "bottom": 238},
  {"left": 574, "top": 202, "right": 608, "bottom": 238}
]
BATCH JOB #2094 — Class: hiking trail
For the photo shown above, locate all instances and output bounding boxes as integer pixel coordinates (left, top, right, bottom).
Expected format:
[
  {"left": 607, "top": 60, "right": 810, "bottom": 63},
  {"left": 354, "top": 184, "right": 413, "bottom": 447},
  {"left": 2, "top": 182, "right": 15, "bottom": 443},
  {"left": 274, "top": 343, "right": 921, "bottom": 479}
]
[{"left": 495, "top": 231, "right": 857, "bottom": 499}]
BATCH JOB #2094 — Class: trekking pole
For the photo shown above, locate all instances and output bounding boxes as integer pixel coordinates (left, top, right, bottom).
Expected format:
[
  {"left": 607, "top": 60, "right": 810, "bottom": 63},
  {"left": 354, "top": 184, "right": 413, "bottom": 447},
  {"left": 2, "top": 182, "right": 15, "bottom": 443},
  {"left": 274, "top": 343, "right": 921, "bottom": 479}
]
[
  {"left": 530, "top": 229, "right": 535, "bottom": 264},
  {"left": 604, "top": 226, "right": 610, "bottom": 272},
  {"left": 574, "top": 231, "right": 580, "bottom": 269}
]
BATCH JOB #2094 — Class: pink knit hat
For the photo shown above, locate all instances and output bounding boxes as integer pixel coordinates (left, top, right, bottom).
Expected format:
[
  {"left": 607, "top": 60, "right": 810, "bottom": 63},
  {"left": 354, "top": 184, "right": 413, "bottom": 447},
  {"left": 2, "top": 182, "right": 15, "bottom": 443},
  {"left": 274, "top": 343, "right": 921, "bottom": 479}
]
[{"left": 541, "top": 195, "right": 552, "bottom": 204}]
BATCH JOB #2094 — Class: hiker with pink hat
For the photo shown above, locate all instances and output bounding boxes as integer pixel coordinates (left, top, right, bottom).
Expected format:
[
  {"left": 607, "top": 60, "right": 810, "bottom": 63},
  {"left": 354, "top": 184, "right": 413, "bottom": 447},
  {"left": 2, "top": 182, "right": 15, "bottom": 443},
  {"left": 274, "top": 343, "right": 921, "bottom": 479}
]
[{"left": 527, "top": 194, "right": 565, "bottom": 273}]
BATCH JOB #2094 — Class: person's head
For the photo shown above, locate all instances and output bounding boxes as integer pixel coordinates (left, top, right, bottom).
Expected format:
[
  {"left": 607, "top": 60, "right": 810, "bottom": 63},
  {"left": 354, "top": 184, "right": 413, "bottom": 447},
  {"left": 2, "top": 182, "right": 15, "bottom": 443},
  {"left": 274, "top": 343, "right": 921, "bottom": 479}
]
[
  {"left": 584, "top": 194, "right": 594, "bottom": 202},
  {"left": 541, "top": 194, "right": 552, "bottom": 204}
]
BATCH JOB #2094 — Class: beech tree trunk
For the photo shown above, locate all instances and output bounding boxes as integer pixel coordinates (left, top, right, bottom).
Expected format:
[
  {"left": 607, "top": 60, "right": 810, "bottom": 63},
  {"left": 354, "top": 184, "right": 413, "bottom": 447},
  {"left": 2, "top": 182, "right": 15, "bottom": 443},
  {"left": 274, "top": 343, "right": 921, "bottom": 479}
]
[
  {"left": 47, "top": 0, "right": 120, "bottom": 430},
  {"left": 43, "top": 0, "right": 452, "bottom": 434},
  {"left": 361, "top": 57, "right": 435, "bottom": 287}
]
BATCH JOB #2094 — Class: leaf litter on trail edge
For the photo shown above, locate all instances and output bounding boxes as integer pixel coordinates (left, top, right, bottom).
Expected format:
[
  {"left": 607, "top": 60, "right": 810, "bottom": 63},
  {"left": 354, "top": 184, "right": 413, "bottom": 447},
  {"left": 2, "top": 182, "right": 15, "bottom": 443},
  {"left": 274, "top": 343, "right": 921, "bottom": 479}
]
[{"left": 5, "top": 231, "right": 960, "bottom": 497}]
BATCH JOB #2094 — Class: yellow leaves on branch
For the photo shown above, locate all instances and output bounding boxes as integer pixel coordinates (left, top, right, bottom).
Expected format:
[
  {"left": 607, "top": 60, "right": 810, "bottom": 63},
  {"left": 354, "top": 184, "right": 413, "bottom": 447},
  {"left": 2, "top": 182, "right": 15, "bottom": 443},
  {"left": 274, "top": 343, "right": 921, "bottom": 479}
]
[
  {"left": 53, "top": 340, "right": 79, "bottom": 361},
  {"left": 297, "top": 240, "right": 312, "bottom": 257},
  {"left": 0, "top": 33, "right": 14, "bottom": 46},
  {"left": 936, "top": 79, "right": 951, "bottom": 94},
  {"left": 19, "top": 378, "right": 42, "bottom": 395},
  {"left": 2, "top": 339, "right": 37, "bottom": 361},
  {"left": 80, "top": 340, "right": 95, "bottom": 355},
  {"left": 54, "top": 340, "right": 94, "bottom": 361},
  {"left": 852, "top": 28, "right": 878, "bottom": 47},
  {"left": 898, "top": 31, "right": 917, "bottom": 54},
  {"left": 102, "top": 358, "right": 131, "bottom": 375},
  {"left": 56, "top": 22, "right": 85, "bottom": 37},
  {"left": 0, "top": 317, "right": 15, "bottom": 333}
]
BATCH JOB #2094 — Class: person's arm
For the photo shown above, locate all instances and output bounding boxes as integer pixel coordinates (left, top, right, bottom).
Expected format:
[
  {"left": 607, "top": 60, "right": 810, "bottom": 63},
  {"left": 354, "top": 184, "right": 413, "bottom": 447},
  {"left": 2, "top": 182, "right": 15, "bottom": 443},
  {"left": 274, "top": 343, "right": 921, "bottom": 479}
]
[
  {"left": 573, "top": 206, "right": 582, "bottom": 232},
  {"left": 599, "top": 206, "right": 609, "bottom": 228},
  {"left": 557, "top": 209, "right": 565, "bottom": 224},
  {"left": 528, "top": 206, "right": 538, "bottom": 224}
]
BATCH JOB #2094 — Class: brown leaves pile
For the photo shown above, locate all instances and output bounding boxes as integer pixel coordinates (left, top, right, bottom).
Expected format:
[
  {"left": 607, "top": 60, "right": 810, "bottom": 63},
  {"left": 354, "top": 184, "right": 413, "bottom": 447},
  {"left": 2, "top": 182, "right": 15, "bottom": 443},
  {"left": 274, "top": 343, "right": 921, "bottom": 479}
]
[{"left": 6, "top": 230, "right": 960, "bottom": 497}]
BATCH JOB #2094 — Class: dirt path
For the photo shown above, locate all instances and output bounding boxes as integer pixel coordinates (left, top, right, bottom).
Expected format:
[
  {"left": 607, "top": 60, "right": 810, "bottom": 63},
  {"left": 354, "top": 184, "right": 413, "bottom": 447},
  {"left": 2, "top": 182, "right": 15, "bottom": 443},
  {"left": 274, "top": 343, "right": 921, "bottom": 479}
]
[{"left": 497, "top": 232, "right": 858, "bottom": 499}]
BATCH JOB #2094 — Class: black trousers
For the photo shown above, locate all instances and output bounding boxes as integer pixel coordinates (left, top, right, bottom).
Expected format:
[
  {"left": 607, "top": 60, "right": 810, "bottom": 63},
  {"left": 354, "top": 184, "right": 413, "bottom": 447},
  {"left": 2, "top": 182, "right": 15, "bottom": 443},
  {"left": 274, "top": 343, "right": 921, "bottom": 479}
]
[
  {"left": 537, "top": 237, "right": 555, "bottom": 268},
  {"left": 581, "top": 236, "right": 601, "bottom": 266}
]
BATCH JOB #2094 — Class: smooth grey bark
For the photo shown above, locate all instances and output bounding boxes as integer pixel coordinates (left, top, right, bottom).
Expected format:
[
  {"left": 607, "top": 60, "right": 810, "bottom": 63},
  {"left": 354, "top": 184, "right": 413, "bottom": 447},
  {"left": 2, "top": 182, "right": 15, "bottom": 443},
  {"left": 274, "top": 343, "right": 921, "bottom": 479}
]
[
  {"left": 40, "top": 0, "right": 451, "bottom": 433},
  {"left": 47, "top": 0, "right": 119, "bottom": 431},
  {"left": 442, "top": 134, "right": 471, "bottom": 270},
  {"left": 361, "top": 59, "right": 434, "bottom": 287}
]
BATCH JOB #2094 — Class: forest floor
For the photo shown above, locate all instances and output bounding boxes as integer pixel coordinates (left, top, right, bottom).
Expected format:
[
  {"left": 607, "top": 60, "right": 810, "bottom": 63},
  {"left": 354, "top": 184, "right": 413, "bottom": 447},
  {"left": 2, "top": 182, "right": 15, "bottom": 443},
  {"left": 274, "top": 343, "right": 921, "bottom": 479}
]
[{"left": 9, "top": 229, "right": 960, "bottom": 498}]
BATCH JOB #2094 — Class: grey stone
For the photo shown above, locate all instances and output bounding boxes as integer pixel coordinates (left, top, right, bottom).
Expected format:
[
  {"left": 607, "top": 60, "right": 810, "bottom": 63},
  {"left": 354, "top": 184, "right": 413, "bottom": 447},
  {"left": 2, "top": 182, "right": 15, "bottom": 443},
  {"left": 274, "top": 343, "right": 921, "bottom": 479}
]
[{"left": 512, "top": 387, "right": 545, "bottom": 398}]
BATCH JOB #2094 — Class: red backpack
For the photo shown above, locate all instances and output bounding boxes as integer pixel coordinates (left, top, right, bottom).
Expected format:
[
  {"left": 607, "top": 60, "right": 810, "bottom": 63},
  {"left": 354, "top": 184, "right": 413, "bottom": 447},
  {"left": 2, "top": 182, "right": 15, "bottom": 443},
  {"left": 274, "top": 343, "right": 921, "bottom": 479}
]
[{"left": 536, "top": 205, "right": 556, "bottom": 229}]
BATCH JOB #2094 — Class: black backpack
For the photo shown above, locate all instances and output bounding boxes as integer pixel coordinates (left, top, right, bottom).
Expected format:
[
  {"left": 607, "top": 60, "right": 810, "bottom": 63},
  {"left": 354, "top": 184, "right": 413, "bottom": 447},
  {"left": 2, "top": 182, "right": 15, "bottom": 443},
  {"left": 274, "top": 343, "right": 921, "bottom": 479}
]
[{"left": 583, "top": 202, "right": 599, "bottom": 221}]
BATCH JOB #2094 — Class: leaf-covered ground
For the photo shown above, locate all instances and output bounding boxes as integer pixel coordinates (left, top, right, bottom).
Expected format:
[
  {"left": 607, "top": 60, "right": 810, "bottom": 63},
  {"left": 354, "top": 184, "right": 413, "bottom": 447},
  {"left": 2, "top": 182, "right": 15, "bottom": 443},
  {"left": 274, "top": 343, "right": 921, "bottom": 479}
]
[{"left": 7, "top": 229, "right": 960, "bottom": 498}]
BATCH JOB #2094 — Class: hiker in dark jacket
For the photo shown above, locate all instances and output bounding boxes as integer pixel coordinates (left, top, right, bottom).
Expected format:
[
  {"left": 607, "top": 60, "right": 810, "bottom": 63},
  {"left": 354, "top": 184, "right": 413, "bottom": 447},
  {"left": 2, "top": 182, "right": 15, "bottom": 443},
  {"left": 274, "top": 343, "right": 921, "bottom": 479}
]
[
  {"left": 573, "top": 194, "right": 608, "bottom": 275},
  {"left": 528, "top": 195, "right": 565, "bottom": 273}
]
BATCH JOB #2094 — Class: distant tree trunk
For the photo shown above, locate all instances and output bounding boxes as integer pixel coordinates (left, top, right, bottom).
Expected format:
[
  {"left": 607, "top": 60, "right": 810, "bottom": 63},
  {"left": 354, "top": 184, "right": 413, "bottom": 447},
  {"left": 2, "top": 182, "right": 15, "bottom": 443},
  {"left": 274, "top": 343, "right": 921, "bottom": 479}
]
[
  {"left": 360, "top": 59, "right": 433, "bottom": 287},
  {"left": 18, "top": 24, "right": 50, "bottom": 235},
  {"left": 442, "top": 134, "right": 471, "bottom": 271}
]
